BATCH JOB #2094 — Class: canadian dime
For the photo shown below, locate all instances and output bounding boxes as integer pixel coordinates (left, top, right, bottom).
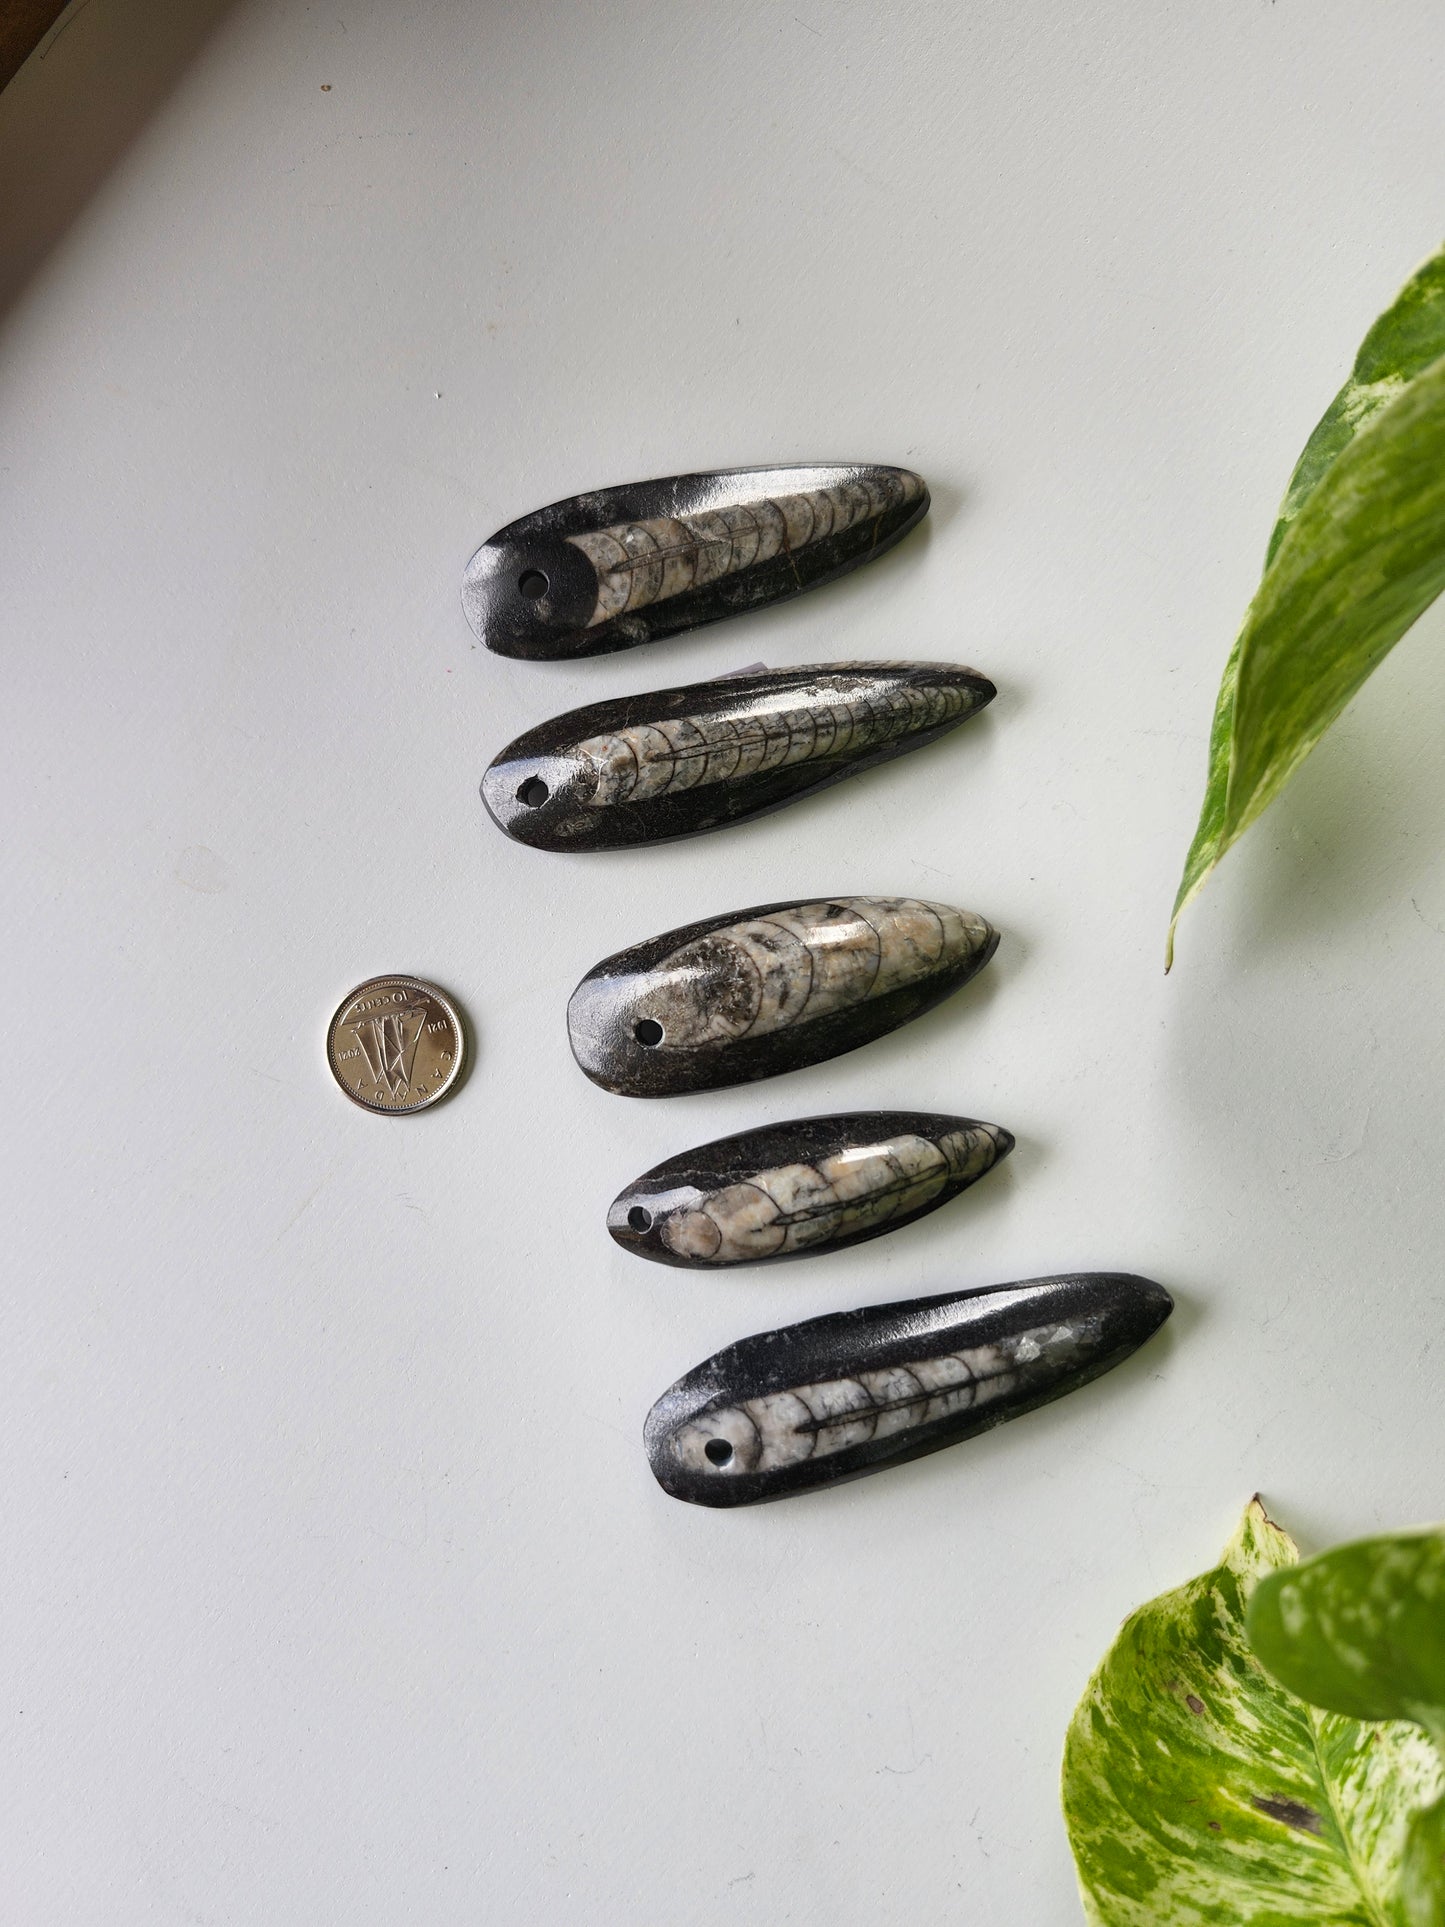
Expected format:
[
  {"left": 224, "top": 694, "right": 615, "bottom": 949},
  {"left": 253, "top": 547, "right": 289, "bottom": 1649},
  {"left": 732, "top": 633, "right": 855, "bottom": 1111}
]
[{"left": 326, "top": 975, "right": 466, "bottom": 1115}]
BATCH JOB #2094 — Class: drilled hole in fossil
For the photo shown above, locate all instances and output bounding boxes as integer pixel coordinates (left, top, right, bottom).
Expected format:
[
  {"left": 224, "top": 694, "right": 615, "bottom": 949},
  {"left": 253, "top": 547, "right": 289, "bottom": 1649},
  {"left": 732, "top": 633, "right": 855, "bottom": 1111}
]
[
  {"left": 705, "top": 1438, "right": 734, "bottom": 1467},
  {"left": 633, "top": 1019, "right": 664, "bottom": 1048},
  {"left": 627, "top": 1205, "right": 652, "bottom": 1234},
  {"left": 518, "top": 569, "right": 549, "bottom": 600},
  {"left": 516, "top": 776, "right": 549, "bottom": 808}
]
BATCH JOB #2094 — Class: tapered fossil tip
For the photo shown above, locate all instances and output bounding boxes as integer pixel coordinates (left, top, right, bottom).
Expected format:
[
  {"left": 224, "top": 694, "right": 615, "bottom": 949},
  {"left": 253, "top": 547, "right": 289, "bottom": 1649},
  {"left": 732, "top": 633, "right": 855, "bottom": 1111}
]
[{"left": 1122, "top": 1273, "right": 1174, "bottom": 1338}]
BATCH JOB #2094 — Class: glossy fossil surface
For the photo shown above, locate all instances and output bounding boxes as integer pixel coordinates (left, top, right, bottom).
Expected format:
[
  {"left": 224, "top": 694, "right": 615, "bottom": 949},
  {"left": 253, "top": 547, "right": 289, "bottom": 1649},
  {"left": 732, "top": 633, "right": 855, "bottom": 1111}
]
[
  {"left": 609, "top": 1112, "right": 1012, "bottom": 1267},
  {"left": 462, "top": 463, "right": 928, "bottom": 660},
  {"left": 568, "top": 896, "right": 998, "bottom": 1097},
  {"left": 482, "top": 661, "right": 994, "bottom": 851},
  {"left": 645, "top": 1274, "right": 1173, "bottom": 1507}
]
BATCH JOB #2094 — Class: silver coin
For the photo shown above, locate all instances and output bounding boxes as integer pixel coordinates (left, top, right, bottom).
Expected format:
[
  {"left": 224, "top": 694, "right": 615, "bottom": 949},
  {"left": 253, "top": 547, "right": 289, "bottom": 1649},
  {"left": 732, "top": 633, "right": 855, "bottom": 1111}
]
[{"left": 326, "top": 975, "right": 467, "bottom": 1114}]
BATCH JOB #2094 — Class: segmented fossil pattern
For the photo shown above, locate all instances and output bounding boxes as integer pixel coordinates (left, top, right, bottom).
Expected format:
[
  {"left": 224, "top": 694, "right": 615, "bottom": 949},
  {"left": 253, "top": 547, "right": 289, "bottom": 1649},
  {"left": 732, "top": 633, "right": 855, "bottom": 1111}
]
[
  {"left": 666, "top": 1321, "right": 1096, "bottom": 1480},
  {"left": 573, "top": 675, "right": 976, "bottom": 808},
  {"left": 655, "top": 1122, "right": 1008, "bottom": 1264},
  {"left": 569, "top": 472, "right": 925, "bottom": 627},
  {"left": 636, "top": 896, "right": 993, "bottom": 1050}
]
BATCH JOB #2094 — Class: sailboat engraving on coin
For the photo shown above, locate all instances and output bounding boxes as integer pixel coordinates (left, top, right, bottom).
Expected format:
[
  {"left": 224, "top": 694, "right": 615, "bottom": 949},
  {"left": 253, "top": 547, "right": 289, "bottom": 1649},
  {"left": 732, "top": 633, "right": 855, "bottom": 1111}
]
[{"left": 326, "top": 976, "right": 467, "bottom": 1114}]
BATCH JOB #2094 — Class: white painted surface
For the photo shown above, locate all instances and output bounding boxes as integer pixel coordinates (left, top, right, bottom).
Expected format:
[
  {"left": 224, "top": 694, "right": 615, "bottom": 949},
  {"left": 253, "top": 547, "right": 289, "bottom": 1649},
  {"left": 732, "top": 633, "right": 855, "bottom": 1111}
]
[{"left": 4, "top": 2, "right": 1444, "bottom": 1919}]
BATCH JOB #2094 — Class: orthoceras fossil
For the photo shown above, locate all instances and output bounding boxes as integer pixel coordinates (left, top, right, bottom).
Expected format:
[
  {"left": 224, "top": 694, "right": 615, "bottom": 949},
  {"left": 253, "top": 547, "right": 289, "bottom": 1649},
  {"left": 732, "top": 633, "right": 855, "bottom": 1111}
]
[
  {"left": 481, "top": 661, "right": 994, "bottom": 851},
  {"left": 645, "top": 1273, "right": 1173, "bottom": 1506},
  {"left": 462, "top": 463, "right": 928, "bottom": 660},
  {"left": 567, "top": 896, "right": 998, "bottom": 1097},
  {"left": 608, "top": 1112, "right": 1012, "bottom": 1267}
]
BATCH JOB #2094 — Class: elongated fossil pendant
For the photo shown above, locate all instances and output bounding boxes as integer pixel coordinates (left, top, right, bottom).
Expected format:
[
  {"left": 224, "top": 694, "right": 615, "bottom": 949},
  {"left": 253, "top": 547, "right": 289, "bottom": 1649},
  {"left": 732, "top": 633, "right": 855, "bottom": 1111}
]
[
  {"left": 482, "top": 661, "right": 994, "bottom": 851},
  {"left": 645, "top": 1273, "right": 1173, "bottom": 1506},
  {"left": 463, "top": 464, "right": 928, "bottom": 660},
  {"left": 568, "top": 896, "right": 998, "bottom": 1097},
  {"left": 609, "top": 1112, "right": 1012, "bottom": 1267}
]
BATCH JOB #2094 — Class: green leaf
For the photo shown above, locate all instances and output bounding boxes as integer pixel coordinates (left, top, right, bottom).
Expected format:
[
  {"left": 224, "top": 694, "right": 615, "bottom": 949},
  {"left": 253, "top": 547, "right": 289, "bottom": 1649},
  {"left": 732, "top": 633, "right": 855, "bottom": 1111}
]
[
  {"left": 1062, "top": 1499, "right": 1445, "bottom": 1925},
  {"left": 1266, "top": 250, "right": 1445, "bottom": 570},
  {"left": 1401, "top": 1799, "right": 1445, "bottom": 1927},
  {"left": 1248, "top": 1532, "right": 1445, "bottom": 1927},
  {"left": 1247, "top": 1530, "right": 1445, "bottom": 1743},
  {"left": 1168, "top": 244, "right": 1445, "bottom": 968}
]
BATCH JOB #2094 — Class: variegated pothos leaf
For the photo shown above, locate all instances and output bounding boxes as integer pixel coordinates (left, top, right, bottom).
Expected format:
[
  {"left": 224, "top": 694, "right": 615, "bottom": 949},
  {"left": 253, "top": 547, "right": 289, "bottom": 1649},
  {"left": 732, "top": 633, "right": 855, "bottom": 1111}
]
[
  {"left": 1266, "top": 250, "right": 1445, "bottom": 570},
  {"left": 1402, "top": 1799, "right": 1445, "bottom": 1927},
  {"left": 1062, "top": 1499, "right": 1445, "bottom": 1925},
  {"left": 1249, "top": 1532, "right": 1445, "bottom": 1927},
  {"left": 1168, "top": 244, "right": 1445, "bottom": 967},
  {"left": 1247, "top": 1530, "right": 1445, "bottom": 1740}
]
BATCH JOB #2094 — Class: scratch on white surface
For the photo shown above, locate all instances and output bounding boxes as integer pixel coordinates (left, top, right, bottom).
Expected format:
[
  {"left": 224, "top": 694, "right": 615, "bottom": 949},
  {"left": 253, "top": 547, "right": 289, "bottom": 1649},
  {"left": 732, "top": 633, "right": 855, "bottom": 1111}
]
[
  {"left": 1321, "top": 1103, "right": 1373, "bottom": 1163},
  {"left": 1095, "top": 1453, "right": 1163, "bottom": 1495},
  {"left": 171, "top": 1769, "right": 284, "bottom": 1835},
  {"left": 270, "top": 1168, "right": 336, "bottom": 1247},
  {"left": 364, "top": 1516, "right": 429, "bottom": 1554},
  {"left": 877, "top": 1703, "right": 932, "bottom": 1776},
  {"left": 826, "top": 143, "right": 890, "bottom": 193},
  {"left": 281, "top": 130, "right": 418, "bottom": 175},
  {"left": 966, "top": 1804, "right": 992, "bottom": 1859},
  {"left": 572, "top": 1403, "right": 631, "bottom": 1445}
]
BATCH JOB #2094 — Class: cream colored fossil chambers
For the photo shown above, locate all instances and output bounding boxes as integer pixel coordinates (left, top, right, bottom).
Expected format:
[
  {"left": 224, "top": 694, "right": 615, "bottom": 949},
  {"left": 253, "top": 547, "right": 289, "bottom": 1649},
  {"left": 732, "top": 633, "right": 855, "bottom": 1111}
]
[
  {"left": 666, "top": 1337, "right": 1062, "bottom": 1478},
  {"left": 568, "top": 896, "right": 999, "bottom": 1096},
  {"left": 462, "top": 463, "right": 929, "bottom": 660},
  {"left": 644, "top": 1275, "right": 1174, "bottom": 1507},
  {"left": 571, "top": 681, "right": 967, "bottom": 806},
  {"left": 480, "top": 661, "right": 994, "bottom": 852},
  {"left": 609, "top": 1112, "right": 1012, "bottom": 1267},
  {"left": 566, "top": 470, "right": 924, "bottom": 626}
]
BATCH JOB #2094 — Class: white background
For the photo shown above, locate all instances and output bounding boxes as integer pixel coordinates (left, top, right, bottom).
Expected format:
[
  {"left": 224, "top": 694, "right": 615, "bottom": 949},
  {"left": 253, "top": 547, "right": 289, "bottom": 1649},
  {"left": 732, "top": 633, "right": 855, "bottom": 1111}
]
[{"left": 4, "top": 2, "right": 1445, "bottom": 1920}]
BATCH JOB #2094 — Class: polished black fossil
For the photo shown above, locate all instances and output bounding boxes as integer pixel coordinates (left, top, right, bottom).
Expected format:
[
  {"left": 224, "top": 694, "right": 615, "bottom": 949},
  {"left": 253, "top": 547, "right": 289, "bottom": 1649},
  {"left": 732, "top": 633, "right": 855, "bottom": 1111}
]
[
  {"left": 462, "top": 463, "right": 929, "bottom": 660},
  {"left": 568, "top": 895, "right": 998, "bottom": 1098},
  {"left": 482, "top": 661, "right": 994, "bottom": 851},
  {"left": 645, "top": 1273, "right": 1173, "bottom": 1507},
  {"left": 609, "top": 1111, "right": 1012, "bottom": 1267}
]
